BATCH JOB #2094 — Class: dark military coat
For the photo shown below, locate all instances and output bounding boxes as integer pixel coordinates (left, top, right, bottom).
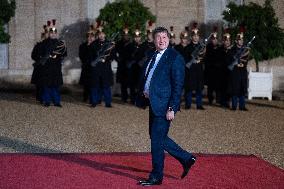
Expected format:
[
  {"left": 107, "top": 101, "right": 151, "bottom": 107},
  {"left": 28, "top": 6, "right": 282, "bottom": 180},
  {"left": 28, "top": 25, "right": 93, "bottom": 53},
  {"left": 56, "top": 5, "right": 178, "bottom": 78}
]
[
  {"left": 141, "top": 40, "right": 155, "bottom": 57},
  {"left": 218, "top": 45, "right": 231, "bottom": 93},
  {"left": 38, "top": 38, "right": 67, "bottom": 87},
  {"left": 115, "top": 38, "right": 131, "bottom": 84},
  {"left": 227, "top": 45, "right": 249, "bottom": 96},
  {"left": 125, "top": 41, "right": 145, "bottom": 88},
  {"left": 204, "top": 43, "right": 222, "bottom": 89},
  {"left": 31, "top": 41, "right": 44, "bottom": 85},
  {"left": 86, "top": 39, "right": 114, "bottom": 88},
  {"left": 79, "top": 41, "right": 90, "bottom": 86},
  {"left": 169, "top": 42, "right": 176, "bottom": 48},
  {"left": 174, "top": 44, "right": 188, "bottom": 60},
  {"left": 184, "top": 42, "right": 204, "bottom": 92}
]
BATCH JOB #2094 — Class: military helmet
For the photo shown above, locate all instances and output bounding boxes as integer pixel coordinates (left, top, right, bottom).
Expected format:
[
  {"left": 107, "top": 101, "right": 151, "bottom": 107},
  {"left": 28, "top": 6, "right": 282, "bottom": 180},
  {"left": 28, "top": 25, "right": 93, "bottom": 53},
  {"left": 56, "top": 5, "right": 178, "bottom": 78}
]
[
  {"left": 223, "top": 28, "right": 231, "bottom": 40},
  {"left": 169, "top": 26, "right": 175, "bottom": 38},
  {"left": 48, "top": 19, "right": 57, "bottom": 33},
  {"left": 180, "top": 26, "right": 189, "bottom": 39},
  {"left": 211, "top": 26, "right": 218, "bottom": 39},
  {"left": 146, "top": 20, "right": 154, "bottom": 34},
  {"left": 236, "top": 26, "right": 245, "bottom": 40},
  {"left": 191, "top": 22, "right": 199, "bottom": 36}
]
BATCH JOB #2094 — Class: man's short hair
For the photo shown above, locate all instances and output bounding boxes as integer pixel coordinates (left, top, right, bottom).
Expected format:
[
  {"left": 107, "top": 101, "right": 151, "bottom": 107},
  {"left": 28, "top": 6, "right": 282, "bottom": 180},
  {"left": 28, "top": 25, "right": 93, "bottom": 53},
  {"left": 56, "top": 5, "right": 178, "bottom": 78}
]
[{"left": 152, "top": 27, "right": 170, "bottom": 39}]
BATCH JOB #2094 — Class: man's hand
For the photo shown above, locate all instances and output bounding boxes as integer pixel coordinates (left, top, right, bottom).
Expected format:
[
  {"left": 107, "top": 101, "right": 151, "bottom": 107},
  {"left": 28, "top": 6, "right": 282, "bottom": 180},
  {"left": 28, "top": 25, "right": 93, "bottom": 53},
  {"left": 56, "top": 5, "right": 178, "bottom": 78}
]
[{"left": 166, "top": 110, "right": 175, "bottom": 121}]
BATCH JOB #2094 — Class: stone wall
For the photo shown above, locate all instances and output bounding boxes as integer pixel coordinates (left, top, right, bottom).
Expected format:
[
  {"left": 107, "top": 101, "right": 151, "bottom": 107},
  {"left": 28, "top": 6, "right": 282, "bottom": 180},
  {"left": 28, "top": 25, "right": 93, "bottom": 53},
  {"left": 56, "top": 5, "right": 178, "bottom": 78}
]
[
  {"left": 1, "top": 0, "right": 114, "bottom": 84},
  {"left": 142, "top": 0, "right": 205, "bottom": 36}
]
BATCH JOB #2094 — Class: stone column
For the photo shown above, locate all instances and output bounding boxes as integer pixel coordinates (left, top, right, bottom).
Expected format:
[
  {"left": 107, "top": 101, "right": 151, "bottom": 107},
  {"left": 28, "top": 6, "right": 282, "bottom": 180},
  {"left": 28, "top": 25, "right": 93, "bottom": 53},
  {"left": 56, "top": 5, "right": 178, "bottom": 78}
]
[
  {"left": 8, "top": 0, "right": 36, "bottom": 70},
  {"left": 0, "top": 44, "right": 8, "bottom": 69},
  {"left": 0, "top": 25, "right": 8, "bottom": 69}
]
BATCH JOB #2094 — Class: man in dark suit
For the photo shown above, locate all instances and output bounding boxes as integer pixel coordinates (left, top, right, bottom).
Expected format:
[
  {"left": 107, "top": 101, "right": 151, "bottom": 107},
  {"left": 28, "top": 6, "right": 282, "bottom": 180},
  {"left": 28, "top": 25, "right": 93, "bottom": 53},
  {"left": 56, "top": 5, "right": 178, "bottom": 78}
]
[{"left": 136, "top": 27, "right": 196, "bottom": 186}]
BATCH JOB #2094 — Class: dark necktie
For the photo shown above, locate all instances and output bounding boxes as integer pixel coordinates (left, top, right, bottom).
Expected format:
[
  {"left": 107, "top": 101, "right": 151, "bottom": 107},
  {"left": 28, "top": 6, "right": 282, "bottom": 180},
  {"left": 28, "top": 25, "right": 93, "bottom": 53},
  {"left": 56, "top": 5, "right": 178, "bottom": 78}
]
[{"left": 144, "top": 51, "right": 158, "bottom": 80}]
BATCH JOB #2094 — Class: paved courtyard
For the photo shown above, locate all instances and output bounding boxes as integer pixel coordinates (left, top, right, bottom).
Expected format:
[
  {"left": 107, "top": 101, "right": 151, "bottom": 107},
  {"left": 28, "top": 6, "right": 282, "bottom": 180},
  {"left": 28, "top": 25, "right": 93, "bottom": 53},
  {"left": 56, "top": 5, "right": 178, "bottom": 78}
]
[{"left": 0, "top": 91, "right": 283, "bottom": 169}]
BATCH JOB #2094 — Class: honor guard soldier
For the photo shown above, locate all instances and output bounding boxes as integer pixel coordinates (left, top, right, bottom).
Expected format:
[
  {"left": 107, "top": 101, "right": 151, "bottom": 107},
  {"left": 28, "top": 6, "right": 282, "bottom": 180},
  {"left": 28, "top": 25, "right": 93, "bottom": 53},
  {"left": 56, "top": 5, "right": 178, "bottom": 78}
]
[
  {"left": 87, "top": 23, "right": 115, "bottom": 108},
  {"left": 141, "top": 20, "right": 156, "bottom": 59},
  {"left": 116, "top": 26, "right": 132, "bottom": 103},
  {"left": 39, "top": 19, "right": 67, "bottom": 107},
  {"left": 125, "top": 28, "right": 145, "bottom": 104},
  {"left": 169, "top": 26, "right": 176, "bottom": 48},
  {"left": 79, "top": 25, "right": 96, "bottom": 102},
  {"left": 204, "top": 26, "right": 222, "bottom": 105},
  {"left": 31, "top": 24, "right": 49, "bottom": 103},
  {"left": 140, "top": 21, "right": 156, "bottom": 79},
  {"left": 140, "top": 21, "right": 156, "bottom": 73},
  {"left": 219, "top": 28, "right": 232, "bottom": 108},
  {"left": 184, "top": 23, "right": 206, "bottom": 110},
  {"left": 174, "top": 27, "right": 190, "bottom": 60},
  {"left": 228, "top": 26, "right": 250, "bottom": 111}
]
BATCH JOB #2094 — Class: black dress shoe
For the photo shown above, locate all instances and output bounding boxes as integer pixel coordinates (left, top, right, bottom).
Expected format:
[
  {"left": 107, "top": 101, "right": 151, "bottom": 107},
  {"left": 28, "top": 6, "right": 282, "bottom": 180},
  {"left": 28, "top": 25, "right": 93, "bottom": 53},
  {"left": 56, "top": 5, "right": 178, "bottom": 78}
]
[
  {"left": 196, "top": 106, "right": 205, "bottom": 110},
  {"left": 221, "top": 104, "right": 230, "bottom": 109},
  {"left": 231, "top": 107, "right": 237, "bottom": 111},
  {"left": 185, "top": 105, "right": 191, "bottom": 109},
  {"left": 105, "top": 104, "right": 112, "bottom": 108},
  {"left": 91, "top": 104, "right": 96, "bottom": 108},
  {"left": 54, "top": 104, "right": 62, "bottom": 108},
  {"left": 181, "top": 156, "right": 196, "bottom": 179},
  {"left": 44, "top": 103, "right": 50, "bottom": 107},
  {"left": 138, "top": 178, "right": 162, "bottom": 186},
  {"left": 239, "top": 107, "right": 248, "bottom": 111}
]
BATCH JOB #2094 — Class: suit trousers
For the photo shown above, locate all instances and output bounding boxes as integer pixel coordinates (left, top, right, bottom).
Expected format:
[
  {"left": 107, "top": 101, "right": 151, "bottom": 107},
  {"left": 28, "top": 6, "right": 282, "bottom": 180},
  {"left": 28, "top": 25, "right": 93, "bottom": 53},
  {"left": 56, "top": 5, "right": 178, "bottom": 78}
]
[{"left": 149, "top": 105, "right": 192, "bottom": 180}]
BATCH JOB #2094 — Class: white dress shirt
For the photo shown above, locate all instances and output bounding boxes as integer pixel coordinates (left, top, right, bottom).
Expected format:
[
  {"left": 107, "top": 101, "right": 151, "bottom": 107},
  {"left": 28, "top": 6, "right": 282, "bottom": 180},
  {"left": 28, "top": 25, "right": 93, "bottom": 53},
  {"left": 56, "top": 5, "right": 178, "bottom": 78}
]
[{"left": 143, "top": 48, "right": 167, "bottom": 97}]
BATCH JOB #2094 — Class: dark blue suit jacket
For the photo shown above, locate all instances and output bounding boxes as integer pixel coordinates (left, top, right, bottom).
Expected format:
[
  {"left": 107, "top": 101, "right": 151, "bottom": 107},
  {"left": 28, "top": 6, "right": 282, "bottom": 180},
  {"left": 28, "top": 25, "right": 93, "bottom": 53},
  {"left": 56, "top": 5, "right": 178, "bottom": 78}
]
[{"left": 137, "top": 47, "right": 185, "bottom": 116}]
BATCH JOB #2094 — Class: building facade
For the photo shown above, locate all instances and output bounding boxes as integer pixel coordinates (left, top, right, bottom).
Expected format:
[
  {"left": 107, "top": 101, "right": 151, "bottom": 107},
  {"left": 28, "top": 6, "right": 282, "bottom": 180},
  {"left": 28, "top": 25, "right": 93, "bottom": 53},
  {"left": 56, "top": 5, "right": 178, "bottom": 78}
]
[{"left": 0, "top": 0, "right": 283, "bottom": 90}]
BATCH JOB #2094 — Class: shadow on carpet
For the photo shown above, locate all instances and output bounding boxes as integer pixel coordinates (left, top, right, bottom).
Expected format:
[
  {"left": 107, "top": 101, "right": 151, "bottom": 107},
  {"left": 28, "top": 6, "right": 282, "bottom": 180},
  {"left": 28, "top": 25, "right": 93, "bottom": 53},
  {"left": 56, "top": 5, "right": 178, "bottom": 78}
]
[{"left": 0, "top": 153, "right": 283, "bottom": 189}]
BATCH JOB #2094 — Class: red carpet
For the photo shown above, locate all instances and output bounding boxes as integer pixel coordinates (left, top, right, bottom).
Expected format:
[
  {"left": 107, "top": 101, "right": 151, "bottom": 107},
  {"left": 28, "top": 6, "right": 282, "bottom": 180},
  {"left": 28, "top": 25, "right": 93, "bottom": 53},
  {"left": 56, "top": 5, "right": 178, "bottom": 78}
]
[{"left": 0, "top": 153, "right": 283, "bottom": 189}]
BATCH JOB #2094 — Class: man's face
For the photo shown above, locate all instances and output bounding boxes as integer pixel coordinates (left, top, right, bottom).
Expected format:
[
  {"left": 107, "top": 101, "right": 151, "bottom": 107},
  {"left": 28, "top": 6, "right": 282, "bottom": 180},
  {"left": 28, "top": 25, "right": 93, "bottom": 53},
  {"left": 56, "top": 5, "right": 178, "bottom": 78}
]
[
  {"left": 223, "top": 39, "right": 231, "bottom": 48},
  {"left": 170, "top": 37, "right": 175, "bottom": 44},
  {"left": 49, "top": 32, "right": 58, "bottom": 39},
  {"left": 212, "top": 38, "right": 218, "bottom": 46},
  {"left": 154, "top": 32, "right": 169, "bottom": 51},
  {"left": 87, "top": 35, "right": 95, "bottom": 44},
  {"left": 98, "top": 32, "right": 106, "bottom": 41},
  {"left": 181, "top": 38, "right": 188, "bottom": 45},
  {"left": 192, "top": 34, "right": 199, "bottom": 43},
  {"left": 123, "top": 34, "right": 130, "bottom": 41},
  {"left": 236, "top": 38, "right": 243, "bottom": 47},
  {"left": 134, "top": 36, "right": 141, "bottom": 44}
]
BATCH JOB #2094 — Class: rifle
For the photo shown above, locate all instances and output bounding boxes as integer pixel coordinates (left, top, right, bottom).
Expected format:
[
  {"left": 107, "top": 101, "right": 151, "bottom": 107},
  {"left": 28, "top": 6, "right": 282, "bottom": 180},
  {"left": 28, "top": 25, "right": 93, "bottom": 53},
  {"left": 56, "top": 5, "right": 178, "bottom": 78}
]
[
  {"left": 91, "top": 32, "right": 119, "bottom": 67},
  {"left": 185, "top": 34, "right": 211, "bottom": 69},
  {"left": 228, "top": 36, "right": 255, "bottom": 71},
  {"left": 39, "top": 29, "right": 69, "bottom": 66}
]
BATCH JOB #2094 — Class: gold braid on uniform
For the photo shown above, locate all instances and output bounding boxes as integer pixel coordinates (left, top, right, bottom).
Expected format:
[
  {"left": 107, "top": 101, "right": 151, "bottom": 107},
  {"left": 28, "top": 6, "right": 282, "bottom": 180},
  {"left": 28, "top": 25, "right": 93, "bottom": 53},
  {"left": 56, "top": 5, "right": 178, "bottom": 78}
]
[{"left": 52, "top": 40, "right": 67, "bottom": 56}]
